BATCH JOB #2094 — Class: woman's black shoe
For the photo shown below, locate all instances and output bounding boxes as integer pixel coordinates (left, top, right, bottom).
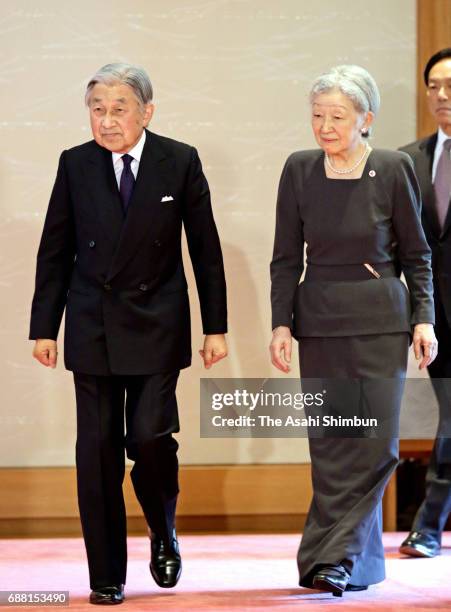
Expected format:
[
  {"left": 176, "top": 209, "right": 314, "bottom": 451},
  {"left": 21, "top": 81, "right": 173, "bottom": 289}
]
[
  {"left": 345, "top": 584, "right": 368, "bottom": 591},
  {"left": 312, "top": 565, "right": 350, "bottom": 597}
]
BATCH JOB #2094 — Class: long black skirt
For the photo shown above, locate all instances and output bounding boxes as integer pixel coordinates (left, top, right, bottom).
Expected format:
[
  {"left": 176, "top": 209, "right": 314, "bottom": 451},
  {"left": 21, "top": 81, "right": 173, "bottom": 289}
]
[{"left": 297, "top": 332, "right": 409, "bottom": 588}]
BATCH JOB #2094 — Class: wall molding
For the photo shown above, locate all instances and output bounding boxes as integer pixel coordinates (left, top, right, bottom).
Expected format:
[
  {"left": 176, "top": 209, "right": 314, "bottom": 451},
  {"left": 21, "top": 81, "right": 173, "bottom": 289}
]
[{"left": 0, "top": 462, "right": 402, "bottom": 537}]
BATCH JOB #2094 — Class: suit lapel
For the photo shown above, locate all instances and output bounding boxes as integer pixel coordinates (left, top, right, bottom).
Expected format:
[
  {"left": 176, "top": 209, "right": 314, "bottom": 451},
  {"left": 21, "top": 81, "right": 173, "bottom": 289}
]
[
  {"left": 417, "top": 134, "right": 441, "bottom": 237},
  {"left": 106, "top": 130, "right": 173, "bottom": 282},
  {"left": 439, "top": 139, "right": 451, "bottom": 236},
  {"left": 85, "top": 143, "right": 124, "bottom": 248}
]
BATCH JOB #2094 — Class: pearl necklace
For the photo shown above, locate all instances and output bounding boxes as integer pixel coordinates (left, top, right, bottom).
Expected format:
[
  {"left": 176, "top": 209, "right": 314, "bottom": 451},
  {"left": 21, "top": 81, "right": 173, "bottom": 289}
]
[{"left": 325, "top": 143, "right": 370, "bottom": 175}]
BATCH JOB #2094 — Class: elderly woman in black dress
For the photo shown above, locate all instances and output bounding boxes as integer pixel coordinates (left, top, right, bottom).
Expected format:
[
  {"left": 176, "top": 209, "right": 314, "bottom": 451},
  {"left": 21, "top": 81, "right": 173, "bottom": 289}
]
[{"left": 270, "top": 65, "right": 438, "bottom": 596}]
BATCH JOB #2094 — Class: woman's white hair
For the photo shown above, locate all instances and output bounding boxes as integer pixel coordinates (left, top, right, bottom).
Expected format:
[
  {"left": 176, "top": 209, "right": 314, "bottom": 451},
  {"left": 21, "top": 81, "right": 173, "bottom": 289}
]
[
  {"left": 309, "top": 65, "right": 380, "bottom": 137},
  {"left": 85, "top": 63, "right": 153, "bottom": 107}
]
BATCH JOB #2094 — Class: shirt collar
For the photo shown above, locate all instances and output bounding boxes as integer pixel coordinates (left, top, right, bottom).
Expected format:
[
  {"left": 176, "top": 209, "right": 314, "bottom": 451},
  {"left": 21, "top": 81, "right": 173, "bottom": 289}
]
[
  {"left": 436, "top": 126, "right": 450, "bottom": 150},
  {"left": 112, "top": 129, "right": 147, "bottom": 165}
]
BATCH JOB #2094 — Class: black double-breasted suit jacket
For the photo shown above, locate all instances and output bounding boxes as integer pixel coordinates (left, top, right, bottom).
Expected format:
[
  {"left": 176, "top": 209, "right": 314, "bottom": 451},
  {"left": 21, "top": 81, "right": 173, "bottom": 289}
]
[
  {"left": 30, "top": 129, "right": 227, "bottom": 375},
  {"left": 400, "top": 134, "right": 451, "bottom": 328}
]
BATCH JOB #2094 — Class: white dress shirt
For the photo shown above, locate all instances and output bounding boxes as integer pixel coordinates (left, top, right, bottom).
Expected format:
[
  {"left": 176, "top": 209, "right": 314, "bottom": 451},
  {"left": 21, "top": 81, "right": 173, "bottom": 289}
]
[
  {"left": 432, "top": 127, "right": 451, "bottom": 182},
  {"left": 112, "top": 130, "right": 147, "bottom": 188}
]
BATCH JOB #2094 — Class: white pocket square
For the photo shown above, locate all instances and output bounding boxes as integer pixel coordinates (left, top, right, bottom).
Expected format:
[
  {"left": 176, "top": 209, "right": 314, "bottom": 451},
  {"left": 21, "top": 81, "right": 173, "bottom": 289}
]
[{"left": 161, "top": 195, "right": 174, "bottom": 202}]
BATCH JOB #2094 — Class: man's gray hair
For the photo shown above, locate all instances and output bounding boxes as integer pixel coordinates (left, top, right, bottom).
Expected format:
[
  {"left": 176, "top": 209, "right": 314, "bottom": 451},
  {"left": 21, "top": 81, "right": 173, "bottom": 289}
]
[
  {"left": 85, "top": 63, "right": 153, "bottom": 107},
  {"left": 309, "top": 65, "right": 380, "bottom": 137}
]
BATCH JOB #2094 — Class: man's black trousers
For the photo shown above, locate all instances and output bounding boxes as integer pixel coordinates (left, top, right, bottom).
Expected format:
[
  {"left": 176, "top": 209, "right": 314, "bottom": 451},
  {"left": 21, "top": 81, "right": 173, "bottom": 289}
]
[{"left": 73, "top": 370, "right": 180, "bottom": 589}]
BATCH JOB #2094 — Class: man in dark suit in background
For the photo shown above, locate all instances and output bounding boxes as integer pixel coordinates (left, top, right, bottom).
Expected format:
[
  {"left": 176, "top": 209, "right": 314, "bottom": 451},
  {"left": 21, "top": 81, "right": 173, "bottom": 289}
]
[
  {"left": 399, "top": 48, "right": 451, "bottom": 559},
  {"left": 30, "top": 63, "right": 228, "bottom": 604}
]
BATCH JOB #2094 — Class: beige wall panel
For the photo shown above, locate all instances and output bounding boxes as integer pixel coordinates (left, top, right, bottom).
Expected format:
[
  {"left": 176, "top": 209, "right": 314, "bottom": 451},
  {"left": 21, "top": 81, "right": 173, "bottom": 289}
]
[{"left": 1, "top": 1, "right": 417, "bottom": 467}]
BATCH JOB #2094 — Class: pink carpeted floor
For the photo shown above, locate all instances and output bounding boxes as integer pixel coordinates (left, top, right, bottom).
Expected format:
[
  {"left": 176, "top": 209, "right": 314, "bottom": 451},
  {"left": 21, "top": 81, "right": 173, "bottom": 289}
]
[{"left": 0, "top": 533, "right": 450, "bottom": 611}]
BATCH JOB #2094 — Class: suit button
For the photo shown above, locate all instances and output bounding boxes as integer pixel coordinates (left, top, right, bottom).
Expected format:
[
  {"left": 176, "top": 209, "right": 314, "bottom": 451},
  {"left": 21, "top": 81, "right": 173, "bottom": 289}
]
[
  {"left": 89, "top": 240, "right": 96, "bottom": 248},
  {"left": 139, "top": 283, "right": 148, "bottom": 291},
  {"left": 154, "top": 240, "right": 161, "bottom": 247},
  {"left": 103, "top": 283, "right": 111, "bottom": 291}
]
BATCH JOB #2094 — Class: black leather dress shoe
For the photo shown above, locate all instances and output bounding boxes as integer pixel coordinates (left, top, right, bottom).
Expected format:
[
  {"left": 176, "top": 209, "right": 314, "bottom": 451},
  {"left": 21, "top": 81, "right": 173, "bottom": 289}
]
[
  {"left": 150, "top": 530, "right": 182, "bottom": 588},
  {"left": 89, "top": 586, "right": 124, "bottom": 605},
  {"left": 312, "top": 565, "right": 350, "bottom": 597},
  {"left": 399, "top": 531, "right": 441, "bottom": 558}
]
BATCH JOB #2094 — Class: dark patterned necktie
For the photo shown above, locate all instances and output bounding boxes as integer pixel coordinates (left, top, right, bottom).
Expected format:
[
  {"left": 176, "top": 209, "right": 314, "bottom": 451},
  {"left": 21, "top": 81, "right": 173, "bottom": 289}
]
[
  {"left": 119, "top": 154, "right": 135, "bottom": 213},
  {"left": 434, "top": 139, "right": 451, "bottom": 230}
]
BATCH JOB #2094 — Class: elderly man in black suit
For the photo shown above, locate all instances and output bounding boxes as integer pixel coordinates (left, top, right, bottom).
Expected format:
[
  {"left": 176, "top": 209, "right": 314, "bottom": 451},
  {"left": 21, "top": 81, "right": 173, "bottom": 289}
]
[
  {"left": 399, "top": 48, "right": 451, "bottom": 559},
  {"left": 30, "top": 63, "right": 228, "bottom": 604}
]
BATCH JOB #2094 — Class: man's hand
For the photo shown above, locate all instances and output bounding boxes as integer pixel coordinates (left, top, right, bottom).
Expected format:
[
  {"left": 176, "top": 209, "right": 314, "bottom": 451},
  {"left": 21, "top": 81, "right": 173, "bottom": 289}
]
[
  {"left": 199, "top": 334, "right": 228, "bottom": 369},
  {"left": 270, "top": 326, "right": 292, "bottom": 373},
  {"left": 413, "top": 323, "right": 438, "bottom": 369},
  {"left": 33, "top": 339, "right": 58, "bottom": 369}
]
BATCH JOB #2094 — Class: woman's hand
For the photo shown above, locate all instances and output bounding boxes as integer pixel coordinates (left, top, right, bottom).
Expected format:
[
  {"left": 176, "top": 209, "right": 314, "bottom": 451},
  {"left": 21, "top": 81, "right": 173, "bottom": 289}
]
[
  {"left": 270, "top": 326, "right": 292, "bottom": 373},
  {"left": 413, "top": 323, "right": 438, "bottom": 369}
]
